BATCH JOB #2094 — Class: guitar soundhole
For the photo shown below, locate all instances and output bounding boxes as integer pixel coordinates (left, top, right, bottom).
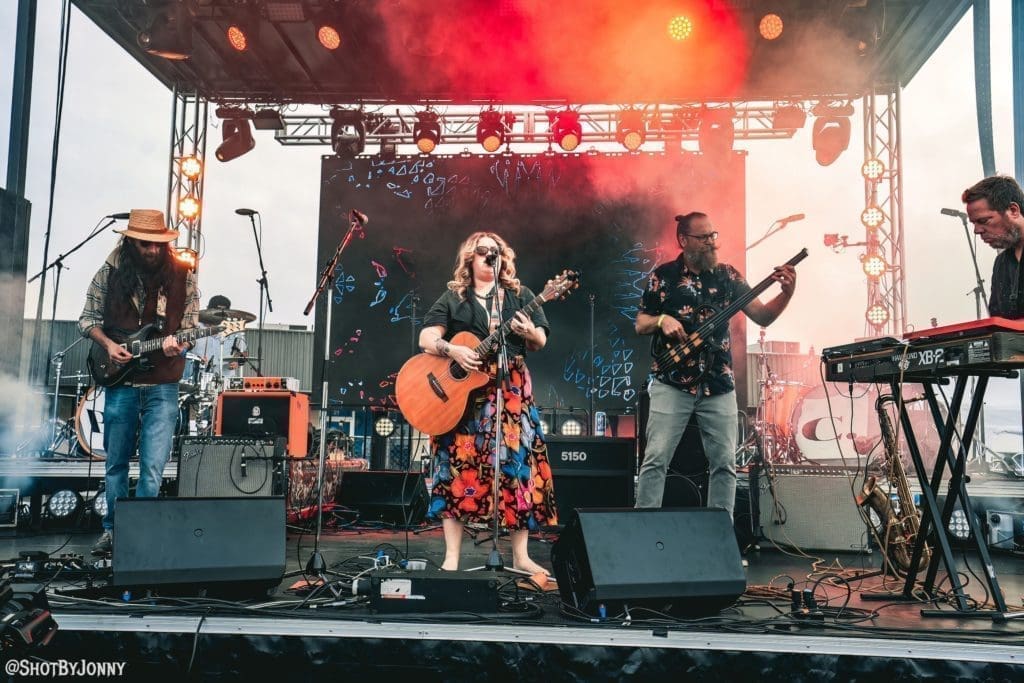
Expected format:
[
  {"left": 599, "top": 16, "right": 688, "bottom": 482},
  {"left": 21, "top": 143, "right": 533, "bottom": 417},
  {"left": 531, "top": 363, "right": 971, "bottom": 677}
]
[{"left": 449, "top": 361, "right": 468, "bottom": 380}]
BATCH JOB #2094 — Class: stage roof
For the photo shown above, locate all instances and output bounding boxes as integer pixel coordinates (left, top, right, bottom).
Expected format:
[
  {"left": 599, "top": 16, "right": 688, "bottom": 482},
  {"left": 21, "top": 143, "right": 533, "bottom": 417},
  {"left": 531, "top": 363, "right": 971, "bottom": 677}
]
[{"left": 73, "top": 0, "right": 971, "bottom": 105}]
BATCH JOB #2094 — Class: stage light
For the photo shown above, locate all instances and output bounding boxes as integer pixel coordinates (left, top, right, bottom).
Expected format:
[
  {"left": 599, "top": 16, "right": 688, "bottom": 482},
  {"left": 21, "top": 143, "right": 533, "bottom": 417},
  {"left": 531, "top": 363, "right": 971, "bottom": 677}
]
[
  {"left": 330, "top": 109, "right": 366, "bottom": 158},
  {"left": 772, "top": 105, "right": 806, "bottom": 131},
  {"left": 861, "top": 205, "right": 885, "bottom": 229},
  {"left": 617, "top": 109, "right": 646, "bottom": 151},
  {"left": 698, "top": 108, "right": 735, "bottom": 157},
  {"left": 225, "top": 12, "right": 259, "bottom": 53},
  {"left": 812, "top": 116, "right": 851, "bottom": 166},
  {"left": 861, "top": 253, "right": 887, "bottom": 279},
  {"left": 374, "top": 416, "right": 396, "bottom": 438},
  {"left": 137, "top": 3, "right": 192, "bottom": 60},
  {"left": 477, "top": 110, "right": 505, "bottom": 153},
  {"left": 46, "top": 490, "right": 80, "bottom": 519},
  {"left": 949, "top": 507, "right": 972, "bottom": 540},
  {"left": 252, "top": 109, "right": 285, "bottom": 131},
  {"left": 865, "top": 303, "right": 889, "bottom": 327},
  {"left": 178, "top": 195, "right": 201, "bottom": 220},
  {"left": 560, "top": 417, "right": 584, "bottom": 436},
  {"left": 314, "top": 14, "right": 342, "bottom": 50},
  {"left": 862, "top": 157, "right": 885, "bottom": 181},
  {"left": 668, "top": 16, "right": 693, "bottom": 41},
  {"left": 550, "top": 110, "right": 582, "bottom": 151},
  {"left": 175, "top": 247, "right": 198, "bottom": 270},
  {"left": 759, "top": 13, "right": 784, "bottom": 40},
  {"left": 179, "top": 155, "right": 202, "bottom": 180},
  {"left": 215, "top": 119, "right": 255, "bottom": 162},
  {"left": 413, "top": 111, "right": 442, "bottom": 154},
  {"left": 92, "top": 492, "right": 108, "bottom": 518}
]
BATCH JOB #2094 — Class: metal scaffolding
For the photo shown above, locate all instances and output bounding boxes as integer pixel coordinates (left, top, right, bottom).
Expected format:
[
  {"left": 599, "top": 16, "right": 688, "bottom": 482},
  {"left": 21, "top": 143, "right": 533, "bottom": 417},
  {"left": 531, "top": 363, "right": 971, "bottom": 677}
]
[{"left": 166, "top": 87, "right": 208, "bottom": 266}]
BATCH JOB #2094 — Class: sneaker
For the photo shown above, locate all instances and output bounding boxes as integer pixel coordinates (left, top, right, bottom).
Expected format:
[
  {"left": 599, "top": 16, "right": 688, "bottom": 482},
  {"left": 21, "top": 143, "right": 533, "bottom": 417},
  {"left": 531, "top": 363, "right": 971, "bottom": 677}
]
[{"left": 91, "top": 530, "right": 113, "bottom": 556}]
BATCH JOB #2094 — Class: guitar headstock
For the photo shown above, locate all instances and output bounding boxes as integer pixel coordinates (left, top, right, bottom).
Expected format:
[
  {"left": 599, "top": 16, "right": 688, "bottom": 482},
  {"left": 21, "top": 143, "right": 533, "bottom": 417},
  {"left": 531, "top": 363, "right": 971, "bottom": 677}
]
[
  {"left": 217, "top": 319, "right": 248, "bottom": 337},
  {"left": 540, "top": 270, "right": 580, "bottom": 302}
]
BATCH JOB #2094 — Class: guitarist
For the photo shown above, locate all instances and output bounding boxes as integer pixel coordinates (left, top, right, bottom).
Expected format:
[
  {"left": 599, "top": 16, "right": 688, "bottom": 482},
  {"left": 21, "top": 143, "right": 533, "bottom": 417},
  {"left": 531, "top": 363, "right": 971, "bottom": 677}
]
[
  {"left": 77, "top": 209, "right": 199, "bottom": 555},
  {"left": 634, "top": 212, "right": 796, "bottom": 521},
  {"left": 417, "top": 232, "right": 558, "bottom": 574}
]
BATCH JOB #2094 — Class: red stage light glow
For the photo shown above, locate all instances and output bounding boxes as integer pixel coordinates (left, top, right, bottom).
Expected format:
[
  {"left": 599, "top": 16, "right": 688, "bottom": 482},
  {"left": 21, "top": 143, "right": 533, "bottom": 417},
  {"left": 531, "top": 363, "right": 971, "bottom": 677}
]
[
  {"left": 227, "top": 25, "right": 248, "bottom": 52},
  {"left": 759, "top": 13, "right": 783, "bottom": 41},
  {"left": 318, "top": 25, "right": 341, "bottom": 50},
  {"left": 668, "top": 15, "right": 693, "bottom": 41}
]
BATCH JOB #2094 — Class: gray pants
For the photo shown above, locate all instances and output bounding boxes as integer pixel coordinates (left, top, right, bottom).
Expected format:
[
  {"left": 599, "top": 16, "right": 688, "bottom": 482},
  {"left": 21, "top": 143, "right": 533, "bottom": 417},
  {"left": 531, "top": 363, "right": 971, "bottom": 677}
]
[{"left": 635, "top": 378, "right": 739, "bottom": 518}]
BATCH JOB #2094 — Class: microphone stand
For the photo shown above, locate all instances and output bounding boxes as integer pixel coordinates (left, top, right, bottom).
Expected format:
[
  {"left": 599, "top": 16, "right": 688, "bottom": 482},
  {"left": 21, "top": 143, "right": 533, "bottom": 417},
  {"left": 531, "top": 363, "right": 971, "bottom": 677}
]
[
  {"left": 950, "top": 211, "right": 991, "bottom": 464},
  {"left": 244, "top": 212, "right": 273, "bottom": 377},
  {"left": 746, "top": 216, "right": 800, "bottom": 251},
  {"left": 27, "top": 215, "right": 119, "bottom": 425},
  {"left": 484, "top": 253, "right": 507, "bottom": 570},
  {"left": 300, "top": 212, "right": 364, "bottom": 578}
]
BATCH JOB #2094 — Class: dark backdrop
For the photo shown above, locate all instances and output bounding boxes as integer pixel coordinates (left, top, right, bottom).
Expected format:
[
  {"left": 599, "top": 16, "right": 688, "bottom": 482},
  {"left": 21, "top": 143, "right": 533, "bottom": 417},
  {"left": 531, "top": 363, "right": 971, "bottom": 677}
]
[{"left": 313, "top": 152, "right": 748, "bottom": 419}]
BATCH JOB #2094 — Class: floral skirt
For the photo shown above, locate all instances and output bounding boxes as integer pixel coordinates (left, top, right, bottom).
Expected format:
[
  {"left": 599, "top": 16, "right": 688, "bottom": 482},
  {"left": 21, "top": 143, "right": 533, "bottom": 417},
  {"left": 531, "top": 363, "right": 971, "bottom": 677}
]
[{"left": 427, "top": 359, "right": 558, "bottom": 530}]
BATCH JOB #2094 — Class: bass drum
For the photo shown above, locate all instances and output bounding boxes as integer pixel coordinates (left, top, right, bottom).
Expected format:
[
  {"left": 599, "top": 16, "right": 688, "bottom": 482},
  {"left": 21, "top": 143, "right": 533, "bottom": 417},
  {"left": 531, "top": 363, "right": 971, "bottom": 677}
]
[
  {"left": 790, "top": 384, "right": 941, "bottom": 472},
  {"left": 75, "top": 387, "right": 105, "bottom": 458}
]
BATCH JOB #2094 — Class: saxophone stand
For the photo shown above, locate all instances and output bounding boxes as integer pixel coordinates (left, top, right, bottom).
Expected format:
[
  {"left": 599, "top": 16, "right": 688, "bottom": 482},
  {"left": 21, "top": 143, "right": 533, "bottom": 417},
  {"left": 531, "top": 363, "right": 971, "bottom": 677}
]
[{"left": 291, "top": 209, "right": 366, "bottom": 583}]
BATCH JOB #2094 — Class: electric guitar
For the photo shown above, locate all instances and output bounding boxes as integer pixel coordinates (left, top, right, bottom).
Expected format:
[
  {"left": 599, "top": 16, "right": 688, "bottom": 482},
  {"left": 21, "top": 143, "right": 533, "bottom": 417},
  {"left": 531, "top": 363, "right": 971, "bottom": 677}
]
[
  {"left": 396, "top": 270, "right": 579, "bottom": 436},
  {"left": 652, "top": 248, "right": 808, "bottom": 386},
  {"left": 87, "top": 319, "right": 247, "bottom": 388}
]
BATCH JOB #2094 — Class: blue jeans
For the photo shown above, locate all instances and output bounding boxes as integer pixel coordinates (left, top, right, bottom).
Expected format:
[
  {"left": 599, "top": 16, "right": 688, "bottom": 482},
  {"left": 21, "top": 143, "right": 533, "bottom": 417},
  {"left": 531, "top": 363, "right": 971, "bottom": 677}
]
[
  {"left": 101, "top": 383, "right": 179, "bottom": 530},
  {"left": 636, "top": 379, "right": 739, "bottom": 517}
]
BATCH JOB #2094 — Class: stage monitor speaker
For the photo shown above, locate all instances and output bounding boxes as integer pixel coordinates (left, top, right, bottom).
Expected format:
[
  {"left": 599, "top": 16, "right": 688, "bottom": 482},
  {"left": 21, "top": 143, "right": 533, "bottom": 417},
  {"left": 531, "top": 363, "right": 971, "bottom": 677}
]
[
  {"left": 112, "top": 497, "right": 285, "bottom": 595},
  {"left": 177, "top": 436, "right": 286, "bottom": 498},
  {"left": 545, "top": 436, "right": 635, "bottom": 515},
  {"left": 215, "top": 390, "right": 309, "bottom": 457},
  {"left": 756, "top": 466, "right": 869, "bottom": 552},
  {"left": 336, "top": 471, "right": 428, "bottom": 526},
  {"left": 551, "top": 508, "right": 746, "bottom": 617}
]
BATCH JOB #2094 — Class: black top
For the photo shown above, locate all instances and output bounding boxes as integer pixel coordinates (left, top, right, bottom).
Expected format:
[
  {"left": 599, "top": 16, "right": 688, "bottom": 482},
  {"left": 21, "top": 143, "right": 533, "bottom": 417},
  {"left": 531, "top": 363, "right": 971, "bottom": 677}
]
[
  {"left": 640, "top": 253, "right": 752, "bottom": 395},
  {"left": 989, "top": 248, "right": 1024, "bottom": 319},
  {"left": 423, "top": 286, "right": 551, "bottom": 358}
]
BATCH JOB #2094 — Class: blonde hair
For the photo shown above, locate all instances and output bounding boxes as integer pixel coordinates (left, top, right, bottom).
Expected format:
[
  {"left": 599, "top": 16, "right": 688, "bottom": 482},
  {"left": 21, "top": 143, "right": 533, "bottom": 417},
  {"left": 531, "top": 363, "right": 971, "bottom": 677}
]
[{"left": 447, "top": 231, "right": 521, "bottom": 299}]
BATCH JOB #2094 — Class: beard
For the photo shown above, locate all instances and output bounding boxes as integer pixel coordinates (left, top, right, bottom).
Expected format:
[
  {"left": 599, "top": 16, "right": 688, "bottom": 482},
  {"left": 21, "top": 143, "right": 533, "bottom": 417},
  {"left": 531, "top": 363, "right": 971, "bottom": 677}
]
[
  {"left": 684, "top": 246, "right": 718, "bottom": 272},
  {"left": 992, "top": 223, "right": 1023, "bottom": 250},
  {"left": 128, "top": 242, "right": 166, "bottom": 273}
]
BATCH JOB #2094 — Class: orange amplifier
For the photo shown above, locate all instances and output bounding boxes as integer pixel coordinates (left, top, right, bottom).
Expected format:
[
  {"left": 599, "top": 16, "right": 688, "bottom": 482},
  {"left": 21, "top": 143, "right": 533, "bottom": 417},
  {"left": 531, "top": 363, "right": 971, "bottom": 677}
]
[
  {"left": 225, "top": 376, "right": 301, "bottom": 392},
  {"left": 215, "top": 390, "right": 309, "bottom": 457}
]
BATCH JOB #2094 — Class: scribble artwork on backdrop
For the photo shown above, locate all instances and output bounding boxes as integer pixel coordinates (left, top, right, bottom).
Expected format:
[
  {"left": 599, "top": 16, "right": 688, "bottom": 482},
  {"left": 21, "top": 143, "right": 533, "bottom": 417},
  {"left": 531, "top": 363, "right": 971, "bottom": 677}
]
[{"left": 313, "top": 152, "right": 748, "bottom": 417}]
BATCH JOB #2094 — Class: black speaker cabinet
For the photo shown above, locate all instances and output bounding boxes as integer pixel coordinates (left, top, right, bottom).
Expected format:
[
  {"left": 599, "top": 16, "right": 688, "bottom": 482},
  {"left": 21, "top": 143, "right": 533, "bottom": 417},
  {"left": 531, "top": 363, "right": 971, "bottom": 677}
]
[
  {"left": 178, "top": 436, "right": 287, "bottom": 497},
  {"left": 112, "top": 497, "right": 285, "bottom": 594},
  {"left": 546, "top": 436, "right": 635, "bottom": 515},
  {"left": 551, "top": 508, "right": 746, "bottom": 617},
  {"left": 336, "top": 471, "right": 428, "bottom": 525}
]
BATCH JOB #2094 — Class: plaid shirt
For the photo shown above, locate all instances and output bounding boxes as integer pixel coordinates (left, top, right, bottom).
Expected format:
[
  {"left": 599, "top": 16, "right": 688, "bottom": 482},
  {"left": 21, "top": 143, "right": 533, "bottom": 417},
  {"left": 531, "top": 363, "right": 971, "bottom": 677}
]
[{"left": 78, "top": 247, "right": 199, "bottom": 338}]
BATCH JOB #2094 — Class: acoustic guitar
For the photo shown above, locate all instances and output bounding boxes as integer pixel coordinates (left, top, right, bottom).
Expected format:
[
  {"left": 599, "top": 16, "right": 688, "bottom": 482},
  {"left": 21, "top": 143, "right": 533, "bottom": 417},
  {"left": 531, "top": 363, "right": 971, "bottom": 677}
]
[
  {"left": 396, "top": 270, "right": 578, "bottom": 436},
  {"left": 87, "top": 319, "right": 247, "bottom": 388}
]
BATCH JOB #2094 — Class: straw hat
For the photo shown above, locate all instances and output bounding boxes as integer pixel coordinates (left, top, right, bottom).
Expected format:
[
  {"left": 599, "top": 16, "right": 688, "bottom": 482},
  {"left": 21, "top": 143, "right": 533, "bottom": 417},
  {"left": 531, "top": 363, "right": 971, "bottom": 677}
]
[{"left": 114, "top": 209, "right": 179, "bottom": 242}]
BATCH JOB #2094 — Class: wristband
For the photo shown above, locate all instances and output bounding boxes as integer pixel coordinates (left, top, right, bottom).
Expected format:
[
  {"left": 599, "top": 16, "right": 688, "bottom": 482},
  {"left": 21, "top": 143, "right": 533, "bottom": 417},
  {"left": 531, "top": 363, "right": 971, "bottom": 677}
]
[{"left": 657, "top": 314, "right": 665, "bottom": 330}]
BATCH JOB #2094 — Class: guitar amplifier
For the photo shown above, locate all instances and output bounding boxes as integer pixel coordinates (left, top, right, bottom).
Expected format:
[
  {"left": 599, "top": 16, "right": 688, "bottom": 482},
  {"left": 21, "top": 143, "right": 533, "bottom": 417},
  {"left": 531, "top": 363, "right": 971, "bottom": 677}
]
[
  {"left": 546, "top": 436, "right": 636, "bottom": 514},
  {"left": 216, "top": 390, "right": 309, "bottom": 457},
  {"left": 225, "top": 376, "right": 301, "bottom": 392},
  {"left": 178, "top": 436, "right": 287, "bottom": 498}
]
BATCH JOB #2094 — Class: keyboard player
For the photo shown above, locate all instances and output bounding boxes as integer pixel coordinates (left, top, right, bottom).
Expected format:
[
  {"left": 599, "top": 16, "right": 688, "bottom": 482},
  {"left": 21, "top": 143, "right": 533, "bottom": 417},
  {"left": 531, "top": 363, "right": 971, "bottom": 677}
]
[{"left": 962, "top": 175, "right": 1024, "bottom": 319}]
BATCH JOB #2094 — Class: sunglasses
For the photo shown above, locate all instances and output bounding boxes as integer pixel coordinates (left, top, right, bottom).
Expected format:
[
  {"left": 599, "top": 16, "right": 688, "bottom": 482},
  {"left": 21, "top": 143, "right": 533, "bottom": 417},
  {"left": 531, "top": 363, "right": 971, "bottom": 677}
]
[{"left": 474, "top": 245, "right": 500, "bottom": 256}]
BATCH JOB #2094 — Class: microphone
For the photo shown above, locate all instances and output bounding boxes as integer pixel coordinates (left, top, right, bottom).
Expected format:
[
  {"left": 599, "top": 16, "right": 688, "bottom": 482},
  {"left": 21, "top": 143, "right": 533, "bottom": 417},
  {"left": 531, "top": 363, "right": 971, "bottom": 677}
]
[
  {"left": 107, "top": 213, "right": 131, "bottom": 220},
  {"left": 350, "top": 209, "right": 368, "bottom": 226},
  {"left": 778, "top": 213, "right": 805, "bottom": 223},
  {"left": 484, "top": 248, "right": 500, "bottom": 266},
  {"left": 941, "top": 208, "right": 967, "bottom": 219},
  {"left": 235, "top": 208, "right": 258, "bottom": 216}
]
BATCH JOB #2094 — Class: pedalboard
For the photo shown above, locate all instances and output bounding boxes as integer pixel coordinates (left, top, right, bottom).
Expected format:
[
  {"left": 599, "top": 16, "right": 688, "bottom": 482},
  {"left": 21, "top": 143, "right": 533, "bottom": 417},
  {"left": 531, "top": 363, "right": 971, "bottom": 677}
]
[{"left": 368, "top": 569, "right": 500, "bottom": 614}]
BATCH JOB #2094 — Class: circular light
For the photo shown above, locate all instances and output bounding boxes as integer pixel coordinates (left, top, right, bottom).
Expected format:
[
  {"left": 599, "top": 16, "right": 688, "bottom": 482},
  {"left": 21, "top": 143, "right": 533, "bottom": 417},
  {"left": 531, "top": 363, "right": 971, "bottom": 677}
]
[
  {"left": 92, "top": 493, "right": 108, "bottom": 518},
  {"left": 560, "top": 417, "right": 584, "bottom": 436},
  {"left": 481, "top": 133, "right": 502, "bottom": 153},
  {"left": 374, "top": 416, "right": 396, "bottom": 438},
  {"left": 861, "top": 206, "right": 885, "bottom": 229},
  {"left": 865, "top": 304, "right": 890, "bottom": 326},
  {"left": 227, "top": 25, "right": 248, "bottom": 52},
  {"left": 949, "top": 508, "right": 971, "bottom": 540},
  {"left": 178, "top": 195, "right": 201, "bottom": 219},
  {"left": 862, "top": 158, "right": 885, "bottom": 181},
  {"left": 179, "top": 155, "right": 203, "bottom": 180},
  {"left": 861, "top": 253, "right": 887, "bottom": 278},
  {"left": 668, "top": 16, "right": 693, "bottom": 41},
  {"left": 759, "top": 13, "right": 784, "bottom": 40},
  {"left": 47, "top": 489, "right": 80, "bottom": 519},
  {"left": 317, "top": 25, "right": 341, "bottom": 50},
  {"left": 622, "top": 130, "right": 643, "bottom": 152},
  {"left": 417, "top": 137, "right": 436, "bottom": 154},
  {"left": 558, "top": 132, "right": 580, "bottom": 151},
  {"left": 539, "top": 419, "right": 551, "bottom": 436}
]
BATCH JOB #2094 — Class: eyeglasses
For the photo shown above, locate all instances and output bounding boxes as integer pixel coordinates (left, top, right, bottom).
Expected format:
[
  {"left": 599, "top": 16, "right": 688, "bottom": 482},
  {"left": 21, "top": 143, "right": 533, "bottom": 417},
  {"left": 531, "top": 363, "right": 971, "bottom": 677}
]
[
  {"left": 474, "top": 245, "right": 500, "bottom": 256},
  {"left": 685, "top": 231, "right": 719, "bottom": 243}
]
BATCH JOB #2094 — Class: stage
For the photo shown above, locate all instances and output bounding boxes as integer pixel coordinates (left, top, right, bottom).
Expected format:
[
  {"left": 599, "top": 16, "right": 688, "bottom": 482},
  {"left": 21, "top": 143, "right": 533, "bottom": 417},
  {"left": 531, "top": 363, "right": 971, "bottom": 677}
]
[{"left": 3, "top": 524, "right": 1023, "bottom": 680}]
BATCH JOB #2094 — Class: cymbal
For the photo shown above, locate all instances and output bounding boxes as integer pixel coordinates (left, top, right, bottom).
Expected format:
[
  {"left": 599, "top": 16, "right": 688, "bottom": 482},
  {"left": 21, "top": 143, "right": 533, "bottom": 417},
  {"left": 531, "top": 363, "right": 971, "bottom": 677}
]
[
  {"left": 199, "top": 308, "right": 256, "bottom": 325},
  {"left": 222, "top": 356, "right": 258, "bottom": 363}
]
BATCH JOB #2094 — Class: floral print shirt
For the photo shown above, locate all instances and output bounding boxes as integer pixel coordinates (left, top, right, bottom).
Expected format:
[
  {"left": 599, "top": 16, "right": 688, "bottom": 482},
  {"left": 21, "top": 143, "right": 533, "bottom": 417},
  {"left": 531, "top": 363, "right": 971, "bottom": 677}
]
[{"left": 640, "top": 253, "right": 751, "bottom": 396}]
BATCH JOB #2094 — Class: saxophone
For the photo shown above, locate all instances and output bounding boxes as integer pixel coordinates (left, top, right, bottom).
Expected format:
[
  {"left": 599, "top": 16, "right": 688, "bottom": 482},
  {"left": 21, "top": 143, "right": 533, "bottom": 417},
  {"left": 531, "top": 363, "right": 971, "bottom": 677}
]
[{"left": 856, "top": 393, "right": 931, "bottom": 574}]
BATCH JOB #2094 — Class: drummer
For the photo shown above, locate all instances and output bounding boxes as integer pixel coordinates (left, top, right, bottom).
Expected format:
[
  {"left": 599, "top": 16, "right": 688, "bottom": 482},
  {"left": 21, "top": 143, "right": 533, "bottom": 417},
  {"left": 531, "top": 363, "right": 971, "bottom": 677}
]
[{"left": 192, "top": 295, "right": 249, "bottom": 380}]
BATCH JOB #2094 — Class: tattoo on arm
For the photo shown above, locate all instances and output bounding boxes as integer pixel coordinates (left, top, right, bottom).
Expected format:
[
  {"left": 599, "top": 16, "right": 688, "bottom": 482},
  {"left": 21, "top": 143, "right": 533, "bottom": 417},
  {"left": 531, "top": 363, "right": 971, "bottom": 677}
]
[{"left": 434, "top": 338, "right": 449, "bottom": 356}]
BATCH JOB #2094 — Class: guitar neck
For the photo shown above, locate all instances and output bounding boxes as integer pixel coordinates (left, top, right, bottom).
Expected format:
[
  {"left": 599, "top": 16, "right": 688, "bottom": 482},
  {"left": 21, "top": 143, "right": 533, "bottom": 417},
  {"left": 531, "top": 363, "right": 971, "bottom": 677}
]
[
  {"left": 473, "top": 292, "right": 545, "bottom": 357},
  {"left": 135, "top": 326, "right": 220, "bottom": 355}
]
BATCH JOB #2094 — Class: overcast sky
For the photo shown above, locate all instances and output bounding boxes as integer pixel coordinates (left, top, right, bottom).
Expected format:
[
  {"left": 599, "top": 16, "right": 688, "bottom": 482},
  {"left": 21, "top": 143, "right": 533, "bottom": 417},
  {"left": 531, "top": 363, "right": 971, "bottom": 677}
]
[{"left": 1, "top": 4, "right": 1021, "bottom": 444}]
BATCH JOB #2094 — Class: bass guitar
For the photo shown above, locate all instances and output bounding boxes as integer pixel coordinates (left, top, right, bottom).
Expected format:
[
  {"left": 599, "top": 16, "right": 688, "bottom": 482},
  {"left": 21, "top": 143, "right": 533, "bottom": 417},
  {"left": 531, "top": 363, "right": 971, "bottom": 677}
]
[
  {"left": 396, "top": 270, "right": 578, "bottom": 436},
  {"left": 87, "top": 319, "right": 247, "bottom": 388},
  {"left": 653, "top": 248, "right": 808, "bottom": 386}
]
